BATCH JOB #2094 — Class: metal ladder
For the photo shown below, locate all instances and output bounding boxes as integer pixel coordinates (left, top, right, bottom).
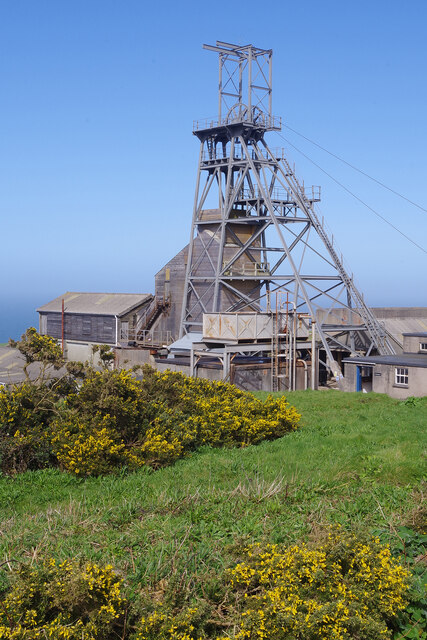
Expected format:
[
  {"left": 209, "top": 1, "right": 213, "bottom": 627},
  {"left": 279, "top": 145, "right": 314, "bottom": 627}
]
[{"left": 271, "top": 294, "right": 291, "bottom": 392}]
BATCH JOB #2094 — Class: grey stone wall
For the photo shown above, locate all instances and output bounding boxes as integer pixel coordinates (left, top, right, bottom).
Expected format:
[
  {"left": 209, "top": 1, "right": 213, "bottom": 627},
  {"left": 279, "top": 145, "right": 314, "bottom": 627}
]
[
  {"left": 340, "top": 363, "right": 357, "bottom": 392},
  {"left": 403, "top": 335, "right": 427, "bottom": 354},
  {"left": 372, "top": 363, "right": 427, "bottom": 399},
  {"left": 114, "top": 347, "right": 156, "bottom": 369},
  {"left": 341, "top": 361, "right": 427, "bottom": 398}
]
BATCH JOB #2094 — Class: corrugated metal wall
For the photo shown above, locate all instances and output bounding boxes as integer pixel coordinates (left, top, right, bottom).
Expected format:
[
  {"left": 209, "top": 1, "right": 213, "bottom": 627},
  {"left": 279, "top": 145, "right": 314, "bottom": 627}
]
[
  {"left": 155, "top": 245, "right": 188, "bottom": 340},
  {"left": 42, "top": 313, "right": 116, "bottom": 344},
  {"left": 154, "top": 224, "right": 263, "bottom": 339}
]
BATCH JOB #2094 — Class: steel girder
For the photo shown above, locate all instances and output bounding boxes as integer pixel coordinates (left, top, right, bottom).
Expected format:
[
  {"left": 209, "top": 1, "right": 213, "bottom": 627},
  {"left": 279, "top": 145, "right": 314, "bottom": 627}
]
[
  {"left": 179, "top": 43, "right": 396, "bottom": 371},
  {"left": 179, "top": 126, "right": 395, "bottom": 365}
]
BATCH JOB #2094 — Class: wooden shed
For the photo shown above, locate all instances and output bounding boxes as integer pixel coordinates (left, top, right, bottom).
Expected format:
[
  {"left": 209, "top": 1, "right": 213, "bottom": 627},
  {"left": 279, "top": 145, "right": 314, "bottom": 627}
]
[{"left": 37, "top": 292, "right": 152, "bottom": 360}]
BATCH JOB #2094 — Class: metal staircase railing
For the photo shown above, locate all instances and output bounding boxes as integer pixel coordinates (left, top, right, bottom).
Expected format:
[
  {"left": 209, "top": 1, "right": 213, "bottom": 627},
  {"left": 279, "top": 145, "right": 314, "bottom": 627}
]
[
  {"left": 135, "top": 296, "right": 170, "bottom": 339},
  {"left": 280, "top": 157, "right": 395, "bottom": 355}
]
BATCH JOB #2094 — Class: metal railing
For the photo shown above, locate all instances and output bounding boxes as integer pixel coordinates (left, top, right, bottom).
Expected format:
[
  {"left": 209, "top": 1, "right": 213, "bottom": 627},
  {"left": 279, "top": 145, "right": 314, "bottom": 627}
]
[
  {"left": 121, "top": 328, "right": 173, "bottom": 346},
  {"left": 234, "top": 184, "right": 320, "bottom": 203},
  {"left": 303, "top": 185, "right": 321, "bottom": 202},
  {"left": 201, "top": 146, "right": 285, "bottom": 163},
  {"left": 237, "top": 186, "right": 290, "bottom": 201},
  {"left": 222, "top": 261, "right": 270, "bottom": 276},
  {"left": 193, "top": 113, "right": 282, "bottom": 132},
  {"left": 133, "top": 295, "right": 170, "bottom": 335}
]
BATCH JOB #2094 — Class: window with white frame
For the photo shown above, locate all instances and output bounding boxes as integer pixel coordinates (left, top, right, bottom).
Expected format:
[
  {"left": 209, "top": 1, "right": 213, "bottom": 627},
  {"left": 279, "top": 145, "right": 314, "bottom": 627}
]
[
  {"left": 395, "top": 367, "right": 409, "bottom": 386},
  {"left": 420, "top": 342, "right": 427, "bottom": 352}
]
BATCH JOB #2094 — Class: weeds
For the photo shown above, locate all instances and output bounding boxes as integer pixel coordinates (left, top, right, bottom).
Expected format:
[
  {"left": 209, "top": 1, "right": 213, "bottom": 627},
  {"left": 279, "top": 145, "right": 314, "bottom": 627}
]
[{"left": 230, "top": 473, "right": 285, "bottom": 502}]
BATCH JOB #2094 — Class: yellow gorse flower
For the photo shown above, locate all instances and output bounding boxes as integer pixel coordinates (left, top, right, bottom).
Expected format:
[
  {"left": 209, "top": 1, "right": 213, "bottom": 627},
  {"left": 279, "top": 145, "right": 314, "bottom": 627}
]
[
  {"left": 0, "top": 558, "right": 126, "bottom": 639},
  {"left": 228, "top": 530, "right": 410, "bottom": 640},
  {"left": 49, "top": 367, "right": 300, "bottom": 476}
]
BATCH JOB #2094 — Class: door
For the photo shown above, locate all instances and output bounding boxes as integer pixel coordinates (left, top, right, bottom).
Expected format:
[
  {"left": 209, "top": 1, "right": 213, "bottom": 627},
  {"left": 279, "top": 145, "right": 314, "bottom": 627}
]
[
  {"left": 120, "top": 321, "right": 129, "bottom": 341},
  {"left": 356, "top": 366, "right": 362, "bottom": 392}
]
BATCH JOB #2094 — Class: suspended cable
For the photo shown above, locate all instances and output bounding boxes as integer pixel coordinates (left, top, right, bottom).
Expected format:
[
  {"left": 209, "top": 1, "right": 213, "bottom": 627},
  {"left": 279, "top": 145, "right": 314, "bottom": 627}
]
[
  {"left": 276, "top": 133, "right": 427, "bottom": 256},
  {"left": 281, "top": 124, "right": 427, "bottom": 215}
]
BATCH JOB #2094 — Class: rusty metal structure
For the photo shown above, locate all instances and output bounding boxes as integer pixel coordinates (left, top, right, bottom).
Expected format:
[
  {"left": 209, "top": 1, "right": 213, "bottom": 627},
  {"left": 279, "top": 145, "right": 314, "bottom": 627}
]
[{"left": 179, "top": 41, "right": 395, "bottom": 379}]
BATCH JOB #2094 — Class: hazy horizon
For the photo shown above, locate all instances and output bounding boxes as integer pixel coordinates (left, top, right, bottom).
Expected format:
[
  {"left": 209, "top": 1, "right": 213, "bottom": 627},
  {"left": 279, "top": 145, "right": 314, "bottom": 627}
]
[{"left": 2, "top": 289, "right": 427, "bottom": 344}]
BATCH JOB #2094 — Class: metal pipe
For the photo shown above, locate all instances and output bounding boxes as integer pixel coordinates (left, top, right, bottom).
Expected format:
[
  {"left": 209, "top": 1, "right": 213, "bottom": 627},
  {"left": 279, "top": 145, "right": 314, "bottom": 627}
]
[
  {"left": 218, "top": 54, "right": 222, "bottom": 121},
  {"left": 311, "top": 320, "right": 316, "bottom": 390},
  {"left": 248, "top": 47, "right": 252, "bottom": 116},
  {"left": 190, "top": 346, "right": 195, "bottom": 377},
  {"left": 289, "top": 301, "right": 296, "bottom": 390},
  {"left": 297, "top": 359, "right": 308, "bottom": 390},
  {"left": 61, "top": 299, "right": 64, "bottom": 353}
]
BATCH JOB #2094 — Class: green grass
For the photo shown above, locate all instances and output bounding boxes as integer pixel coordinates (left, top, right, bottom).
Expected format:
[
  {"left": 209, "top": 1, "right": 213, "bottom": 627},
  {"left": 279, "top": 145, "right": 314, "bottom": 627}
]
[{"left": 0, "top": 390, "right": 425, "bottom": 600}]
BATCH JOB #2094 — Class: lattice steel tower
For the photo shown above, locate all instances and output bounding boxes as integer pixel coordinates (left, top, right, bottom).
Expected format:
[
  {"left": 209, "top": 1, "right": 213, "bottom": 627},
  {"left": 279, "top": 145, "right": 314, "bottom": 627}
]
[{"left": 179, "top": 41, "right": 395, "bottom": 368}]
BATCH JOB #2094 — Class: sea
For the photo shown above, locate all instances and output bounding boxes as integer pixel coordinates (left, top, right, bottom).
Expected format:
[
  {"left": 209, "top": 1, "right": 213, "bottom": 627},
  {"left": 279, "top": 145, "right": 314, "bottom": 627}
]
[{"left": 0, "top": 297, "right": 40, "bottom": 343}]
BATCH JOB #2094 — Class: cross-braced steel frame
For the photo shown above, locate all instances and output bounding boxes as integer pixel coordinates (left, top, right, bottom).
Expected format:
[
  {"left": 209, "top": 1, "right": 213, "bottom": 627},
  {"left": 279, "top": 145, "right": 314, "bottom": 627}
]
[{"left": 179, "top": 42, "right": 395, "bottom": 370}]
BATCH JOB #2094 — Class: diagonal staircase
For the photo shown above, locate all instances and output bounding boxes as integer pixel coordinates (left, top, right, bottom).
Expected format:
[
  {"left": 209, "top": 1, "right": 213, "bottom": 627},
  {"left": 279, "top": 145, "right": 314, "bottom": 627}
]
[
  {"left": 280, "top": 156, "right": 396, "bottom": 355},
  {"left": 135, "top": 296, "right": 170, "bottom": 340}
]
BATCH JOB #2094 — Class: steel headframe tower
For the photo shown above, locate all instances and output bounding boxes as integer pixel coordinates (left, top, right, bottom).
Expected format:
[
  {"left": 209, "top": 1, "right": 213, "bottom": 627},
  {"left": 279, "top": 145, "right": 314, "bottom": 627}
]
[{"left": 179, "top": 41, "right": 395, "bottom": 369}]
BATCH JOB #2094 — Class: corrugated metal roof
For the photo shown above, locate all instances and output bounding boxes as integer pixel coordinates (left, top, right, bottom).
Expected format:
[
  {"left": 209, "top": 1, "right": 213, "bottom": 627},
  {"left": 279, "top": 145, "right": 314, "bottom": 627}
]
[
  {"left": 403, "top": 331, "right": 427, "bottom": 338},
  {"left": 377, "top": 318, "right": 427, "bottom": 347},
  {"left": 168, "top": 333, "right": 203, "bottom": 353},
  {"left": 372, "top": 308, "right": 427, "bottom": 349},
  {"left": 37, "top": 292, "right": 152, "bottom": 317},
  {"left": 343, "top": 353, "right": 427, "bottom": 368}
]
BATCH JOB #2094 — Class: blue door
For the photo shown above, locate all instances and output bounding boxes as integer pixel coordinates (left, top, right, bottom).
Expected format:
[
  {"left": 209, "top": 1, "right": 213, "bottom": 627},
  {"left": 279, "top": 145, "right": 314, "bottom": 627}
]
[{"left": 356, "top": 366, "right": 362, "bottom": 392}]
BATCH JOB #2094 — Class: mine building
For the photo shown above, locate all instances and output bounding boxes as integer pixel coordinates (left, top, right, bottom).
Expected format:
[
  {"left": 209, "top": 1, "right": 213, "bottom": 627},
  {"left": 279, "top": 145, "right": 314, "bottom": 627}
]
[
  {"left": 341, "top": 332, "right": 427, "bottom": 398},
  {"left": 37, "top": 292, "right": 153, "bottom": 363},
  {"left": 146, "top": 41, "right": 398, "bottom": 392},
  {"left": 35, "top": 42, "right": 426, "bottom": 397}
]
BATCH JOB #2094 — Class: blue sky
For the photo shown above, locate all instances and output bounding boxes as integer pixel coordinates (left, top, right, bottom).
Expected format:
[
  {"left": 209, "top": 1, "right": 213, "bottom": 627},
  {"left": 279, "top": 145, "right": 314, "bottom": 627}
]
[{"left": 1, "top": 0, "right": 426, "bottom": 340}]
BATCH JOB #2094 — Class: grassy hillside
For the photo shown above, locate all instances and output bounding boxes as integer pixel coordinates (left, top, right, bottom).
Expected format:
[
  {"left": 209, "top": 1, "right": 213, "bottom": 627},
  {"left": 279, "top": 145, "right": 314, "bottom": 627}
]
[{"left": 0, "top": 390, "right": 425, "bottom": 605}]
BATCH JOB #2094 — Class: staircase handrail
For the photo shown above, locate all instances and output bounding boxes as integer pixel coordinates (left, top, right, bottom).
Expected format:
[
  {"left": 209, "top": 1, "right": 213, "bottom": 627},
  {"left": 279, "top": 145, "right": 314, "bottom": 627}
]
[{"left": 280, "top": 156, "right": 395, "bottom": 355}]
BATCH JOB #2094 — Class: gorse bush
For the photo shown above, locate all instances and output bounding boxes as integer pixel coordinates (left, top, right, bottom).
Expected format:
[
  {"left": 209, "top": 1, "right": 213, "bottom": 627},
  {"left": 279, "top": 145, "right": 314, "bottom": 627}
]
[
  {"left": 65, "top": 368, "right": 150, "bottom": 441},
  {"left": 52, "top": 367, "right": 300, "bottom": 475},
  {"left": 134, "top": 606, "right": 207, "bottom": 640},
  {"left": 378, "top": 527, "right": 427, "bottom": 640},
  {"left": 51, "top": 415, "right": 135, "bottom": 477},
  {"left": 0, "top": 532, "right": 414, "bottom": 640},
  {"left": 8, "top": 327, "right": 64, "bottom": 381},
  {"left": 0, "top": 360, "right": 300, "bottom": 476},
  {"left": 0, "top": 558, "right": 126, "bottom": 639},
  {"left": 138, "top": 368, "right": 301, "bottom": 450},
  {"left": 0, "top": 327, "right": 79, "bottom": 474},
  {"left": 0, "top": 383, "right": 56, "bottom": 473},
  {"left": 227, "top": 529, "right": 411, "bottom": 640}
]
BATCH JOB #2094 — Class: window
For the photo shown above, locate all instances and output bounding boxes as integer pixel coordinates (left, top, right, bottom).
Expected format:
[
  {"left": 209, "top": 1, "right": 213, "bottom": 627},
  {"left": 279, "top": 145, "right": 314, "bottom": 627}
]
[
  {"left": 82, "top": 317, "right": 92, "bottom": 335},
  {"left": 102, "top": 319, "right": 114, "bottom": 341},
  {"left": 395, "top": 367, "right": 408, "bottom": 386},
  {"left": 420, "top": 342, "right": 427, "bottom": 352}
]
